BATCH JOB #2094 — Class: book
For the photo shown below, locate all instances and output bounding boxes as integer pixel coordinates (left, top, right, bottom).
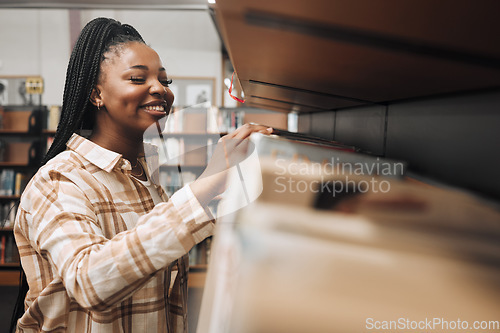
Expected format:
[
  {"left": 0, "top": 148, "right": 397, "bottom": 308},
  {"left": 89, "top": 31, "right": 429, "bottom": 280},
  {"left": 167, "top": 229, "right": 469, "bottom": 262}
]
[
  {"left": 0, "top": 235, "right": 5, "bottom": 264},
  {"left": 0, "top": 169, "right": 15, "bottom": 195},
  {"left": 1, "top": 203, "right": 14, "bottom": 228},
  {"left": 14, "top": 171, "right": 26, "bottom": 196},
  {"left": 47, "top": 105, "right": 61, "bottom": 131}
]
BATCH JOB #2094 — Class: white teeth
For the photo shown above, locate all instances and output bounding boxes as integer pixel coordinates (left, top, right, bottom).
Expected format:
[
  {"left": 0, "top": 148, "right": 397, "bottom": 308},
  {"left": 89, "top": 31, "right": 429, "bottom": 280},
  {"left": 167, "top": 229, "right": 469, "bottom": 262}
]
[{"left": 144, "top": 105, "right": 165, "bottom": 112}]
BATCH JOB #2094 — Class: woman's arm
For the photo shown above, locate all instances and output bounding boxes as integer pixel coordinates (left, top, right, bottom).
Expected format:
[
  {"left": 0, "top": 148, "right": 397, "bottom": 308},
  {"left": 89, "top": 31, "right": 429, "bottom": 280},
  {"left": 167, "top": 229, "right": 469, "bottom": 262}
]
[{"left": 190, "top": 124, "right": 272, "bottom": 206}]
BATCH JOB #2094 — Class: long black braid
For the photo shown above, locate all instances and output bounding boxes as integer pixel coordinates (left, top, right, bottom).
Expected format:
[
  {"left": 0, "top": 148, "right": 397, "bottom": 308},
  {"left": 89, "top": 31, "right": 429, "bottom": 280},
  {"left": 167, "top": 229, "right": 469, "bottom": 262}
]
[{"left": 10, "top": 17, "right": 145, "bottom": 332}]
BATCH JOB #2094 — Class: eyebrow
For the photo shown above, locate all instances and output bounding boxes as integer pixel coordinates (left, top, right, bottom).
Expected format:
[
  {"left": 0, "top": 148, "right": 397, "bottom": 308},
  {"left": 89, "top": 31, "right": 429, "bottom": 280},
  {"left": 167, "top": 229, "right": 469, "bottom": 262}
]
[{"left": 129, "top": 65, "right": 166, "bottom": 72}]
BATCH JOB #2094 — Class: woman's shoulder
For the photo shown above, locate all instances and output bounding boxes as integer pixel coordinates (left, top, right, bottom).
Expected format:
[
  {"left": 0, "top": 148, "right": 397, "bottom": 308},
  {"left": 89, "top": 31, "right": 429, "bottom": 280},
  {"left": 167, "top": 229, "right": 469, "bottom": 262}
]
[
  {"left": 19, "top": 151, "right": 93, "bottom": 205},
  {"left": 41, "top": 150, "right": 88, "bottom": 174},
  {"left": 30, "top": 150, "right": 95, "bottom": 187}
]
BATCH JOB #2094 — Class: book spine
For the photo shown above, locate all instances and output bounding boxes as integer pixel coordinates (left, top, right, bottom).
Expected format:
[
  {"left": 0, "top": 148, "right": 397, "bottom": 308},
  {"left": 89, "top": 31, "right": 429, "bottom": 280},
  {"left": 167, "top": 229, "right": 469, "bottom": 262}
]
[
  {"left": 8, "top": 201, "right": 17, "bottom": 227},
  {"left": 0, "top": 235, "right": 5, "bottom": 264},
  {"left": 0, "top": 170, "right": 6, "bottom": 195},
  {"left": 5, "top": 234, "right": 13, "bottom": 263},
  {"left": 14, "top": 172, "right": 25, "bottom": 196},
  {"left": 6, "top": 169, "right": 14, "bottom": 196}
]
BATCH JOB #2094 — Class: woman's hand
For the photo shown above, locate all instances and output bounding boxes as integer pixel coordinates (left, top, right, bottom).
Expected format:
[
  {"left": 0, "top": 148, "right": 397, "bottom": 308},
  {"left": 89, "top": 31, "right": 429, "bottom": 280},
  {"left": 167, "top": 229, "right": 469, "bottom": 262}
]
[{"left": 190, "top": 124, "right": 273, "bottom": 206}]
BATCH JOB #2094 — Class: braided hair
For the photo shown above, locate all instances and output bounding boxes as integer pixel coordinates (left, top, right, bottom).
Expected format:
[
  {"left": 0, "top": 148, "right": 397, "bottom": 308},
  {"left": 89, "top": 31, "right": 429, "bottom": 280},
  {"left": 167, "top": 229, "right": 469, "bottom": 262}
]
[
  {"left": 10, "top": 18, "right": 145, "bottom": 332},
  {"left": 42, "top": 17, "right": 145, "bottom": 165}
]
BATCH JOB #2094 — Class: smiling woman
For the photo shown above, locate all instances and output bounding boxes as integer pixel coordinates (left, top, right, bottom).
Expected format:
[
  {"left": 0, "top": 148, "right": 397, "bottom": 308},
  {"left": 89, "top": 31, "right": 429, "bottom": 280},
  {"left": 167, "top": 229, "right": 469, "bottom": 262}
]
[
  {"left": 89, "top": 41, "right": 175, "bottom": 177},
  {"left": 10, "top": 17, "right": 271, "bottom": 333}
]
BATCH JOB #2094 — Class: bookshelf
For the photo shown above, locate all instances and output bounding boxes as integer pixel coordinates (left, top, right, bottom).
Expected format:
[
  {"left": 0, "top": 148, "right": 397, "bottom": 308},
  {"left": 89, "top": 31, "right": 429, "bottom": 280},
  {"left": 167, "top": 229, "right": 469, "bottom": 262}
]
[
  {"left": 196, "top": 2, "right": 500, "bottom": 333},
  {"left": 211, "top": 0, "right": 500, "bottom": 201},
  {"left": 197, "top": 133, "right": 500, "bottom": 333},
  {"left": 0, "top": 105, "right": 50, "bottom": 281},
  {"left": 0, "top": 227, "right": 20, "bottom": 270}
]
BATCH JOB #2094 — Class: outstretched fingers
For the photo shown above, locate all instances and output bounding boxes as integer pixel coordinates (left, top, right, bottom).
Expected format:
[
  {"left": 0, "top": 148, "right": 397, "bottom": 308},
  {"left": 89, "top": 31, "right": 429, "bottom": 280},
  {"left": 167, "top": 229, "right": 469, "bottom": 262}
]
[{"left": 223, "top": 123, "right": 273, "bottom": 141}]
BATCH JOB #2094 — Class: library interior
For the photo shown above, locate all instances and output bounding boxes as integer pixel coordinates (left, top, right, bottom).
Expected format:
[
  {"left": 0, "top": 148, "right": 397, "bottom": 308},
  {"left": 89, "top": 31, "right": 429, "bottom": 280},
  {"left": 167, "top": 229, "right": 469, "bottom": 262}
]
[{"left": 0, "top": 1, "right": 499, "bottom": 332}]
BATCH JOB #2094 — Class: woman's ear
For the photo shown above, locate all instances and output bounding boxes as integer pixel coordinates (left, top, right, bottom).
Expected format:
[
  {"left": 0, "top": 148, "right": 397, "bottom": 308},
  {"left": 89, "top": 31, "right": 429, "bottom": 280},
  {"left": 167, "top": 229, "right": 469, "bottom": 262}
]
[{"left": 90, "top": 87, "right": 103, "bottom": 108}]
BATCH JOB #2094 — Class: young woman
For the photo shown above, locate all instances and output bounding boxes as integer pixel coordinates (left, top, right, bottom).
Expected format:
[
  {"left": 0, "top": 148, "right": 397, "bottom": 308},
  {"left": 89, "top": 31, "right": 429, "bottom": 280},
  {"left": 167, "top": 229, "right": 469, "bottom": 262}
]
[{"left": 11, "top": 17, "right": 271, "bottom": 332}]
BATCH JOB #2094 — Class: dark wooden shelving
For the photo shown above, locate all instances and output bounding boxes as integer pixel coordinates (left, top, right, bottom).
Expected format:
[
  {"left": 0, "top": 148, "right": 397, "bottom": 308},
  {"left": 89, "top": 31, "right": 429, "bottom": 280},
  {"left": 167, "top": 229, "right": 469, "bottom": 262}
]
[
  {"left": 214, "top": 0, "right": 500, "bottom": 113},
  {"left": 0, "top": 129, "right": 38, "bottom": 136},
  {"left": 0, "top": 263, "right": 21, "bottom": 269},
  {"left": 0, "top": 162, "right": 31, "bottom": 168},
  {"left": 0, "top": 105, "right": 48, "bottom": 284},
  {"left": 0, "top": 195, "right": 21, "bottom": 201}
]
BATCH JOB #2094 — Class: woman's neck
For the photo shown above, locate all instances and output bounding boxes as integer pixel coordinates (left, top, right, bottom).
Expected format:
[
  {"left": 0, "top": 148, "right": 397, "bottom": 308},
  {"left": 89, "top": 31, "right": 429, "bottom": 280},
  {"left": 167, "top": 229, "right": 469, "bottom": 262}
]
[{"left": 89, "top": 128, "right": 144, "bottom": 163}]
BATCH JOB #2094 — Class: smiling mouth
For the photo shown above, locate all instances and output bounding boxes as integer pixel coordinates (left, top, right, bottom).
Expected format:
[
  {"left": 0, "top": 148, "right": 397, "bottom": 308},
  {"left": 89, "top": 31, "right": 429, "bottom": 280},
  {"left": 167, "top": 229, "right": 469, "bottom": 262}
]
[{"left": 142, "top": 105, "right": 167, "bottom": 116}]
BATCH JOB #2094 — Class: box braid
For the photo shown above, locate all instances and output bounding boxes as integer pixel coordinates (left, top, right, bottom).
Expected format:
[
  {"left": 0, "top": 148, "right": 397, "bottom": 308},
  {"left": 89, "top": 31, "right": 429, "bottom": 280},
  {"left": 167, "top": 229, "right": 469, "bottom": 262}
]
[
  {"left": 42, "top": 17, "right": 145, "bottom": 165},
  {"left": 10, "top": 17, "right": 145, "bottom": 332}
]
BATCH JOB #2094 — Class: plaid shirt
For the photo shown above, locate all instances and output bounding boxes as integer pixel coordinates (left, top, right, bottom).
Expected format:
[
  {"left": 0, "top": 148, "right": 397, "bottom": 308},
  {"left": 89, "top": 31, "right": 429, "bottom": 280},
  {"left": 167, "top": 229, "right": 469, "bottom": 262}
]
[{"left": 14, "top": 134, "right": 214, "bottom": 332}]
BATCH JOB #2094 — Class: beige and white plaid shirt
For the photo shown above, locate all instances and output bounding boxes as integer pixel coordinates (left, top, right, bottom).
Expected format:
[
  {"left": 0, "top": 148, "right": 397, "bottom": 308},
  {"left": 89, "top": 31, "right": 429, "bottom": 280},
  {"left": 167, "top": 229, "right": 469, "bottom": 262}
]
[{"left": 14, "top": 133, "right": 214, "bottom": 332}]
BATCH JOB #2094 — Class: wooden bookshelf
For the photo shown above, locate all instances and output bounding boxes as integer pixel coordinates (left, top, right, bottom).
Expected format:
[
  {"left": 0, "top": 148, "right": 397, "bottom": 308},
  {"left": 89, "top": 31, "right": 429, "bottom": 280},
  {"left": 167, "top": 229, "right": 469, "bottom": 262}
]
[
  {"left": 0, "top": 262, "right": 21, "bottom": 269},
  {"left": 0, "top": 270, "right": 20, "bottom": 286},
  {"left": 0, "top": 162, "right": 30, "bottom": 168},
  {"left": 189, "top": 264, "right": 208, "bottom": 271},
  {"left": 0, "top": 196, "right": 20, "bottom": 201},
  {"left": 0, "top": 105, "right": 48, "bottom": 285},
  {"left": 42, "top": 129, "right": 57, "bottom": 136},
  {"left": 0, "top": 129, "right": 35, "bottom": 136}
]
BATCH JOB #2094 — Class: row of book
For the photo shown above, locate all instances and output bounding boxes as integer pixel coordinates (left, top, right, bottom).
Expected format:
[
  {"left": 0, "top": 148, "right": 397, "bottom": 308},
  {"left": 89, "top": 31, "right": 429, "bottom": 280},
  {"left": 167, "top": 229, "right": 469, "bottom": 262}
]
[
  {"left": 162, "top": 106, "right": 245, "bottom": 134},
  {"left": 0, "top": 169, "right": 29, "bottom": 196},
  {"left": 212, "top": 108, "right": 245, "bottom": 133},
  {"left": 0, "top": 202, "right": 17, "bottom": 228},
  {"left": 159, "top": 169, "right": 198, "bottom": 197},
  {"left": 0, "top": 232, "right": 20, "bottom": 264},
  {"left": 145, "top": 137, "right": 217, "bottom": 167}
]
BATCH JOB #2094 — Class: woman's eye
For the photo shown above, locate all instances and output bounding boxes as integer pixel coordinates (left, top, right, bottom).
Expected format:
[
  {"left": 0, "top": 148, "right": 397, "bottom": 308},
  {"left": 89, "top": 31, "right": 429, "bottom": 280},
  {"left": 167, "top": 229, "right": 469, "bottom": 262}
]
[
  {"left": 161, "top": 78, "right": 173, "bottom": 87},
  {"left": 130, "top": 76, "right": 145, "bottom": 83}
]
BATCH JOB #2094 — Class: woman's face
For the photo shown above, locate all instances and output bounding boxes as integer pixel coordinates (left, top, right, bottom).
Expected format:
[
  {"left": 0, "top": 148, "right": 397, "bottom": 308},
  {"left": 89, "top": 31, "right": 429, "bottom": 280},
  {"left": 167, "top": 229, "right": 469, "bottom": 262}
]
[{"left": 93, "top": 41, "right": 174, "bottom": 138}]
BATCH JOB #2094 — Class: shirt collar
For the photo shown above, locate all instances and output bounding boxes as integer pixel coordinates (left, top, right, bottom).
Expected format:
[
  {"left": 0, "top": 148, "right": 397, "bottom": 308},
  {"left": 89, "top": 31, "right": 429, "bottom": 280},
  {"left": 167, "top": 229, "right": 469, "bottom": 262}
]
[
  {"left": 66, "top": 133, "right": 125, "bottom": 173},
  {"left": 66, "top": 134, "right": 161, "bottom": 179}
]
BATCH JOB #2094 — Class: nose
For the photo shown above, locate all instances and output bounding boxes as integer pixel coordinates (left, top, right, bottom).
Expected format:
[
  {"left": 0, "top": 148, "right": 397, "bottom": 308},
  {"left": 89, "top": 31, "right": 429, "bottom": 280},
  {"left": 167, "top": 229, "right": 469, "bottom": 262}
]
[{"left": 149, "top": 79, "right": 167, "bottom": 97}]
